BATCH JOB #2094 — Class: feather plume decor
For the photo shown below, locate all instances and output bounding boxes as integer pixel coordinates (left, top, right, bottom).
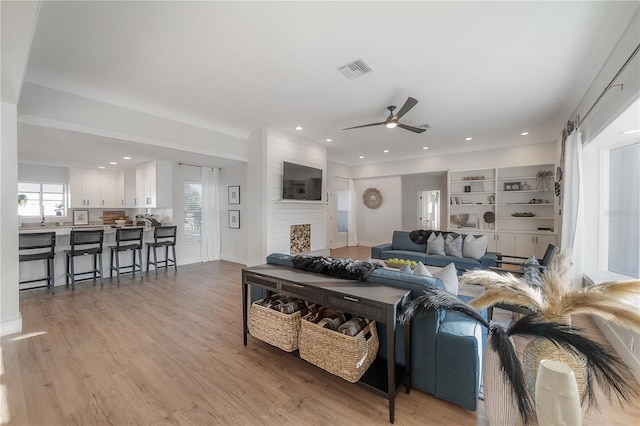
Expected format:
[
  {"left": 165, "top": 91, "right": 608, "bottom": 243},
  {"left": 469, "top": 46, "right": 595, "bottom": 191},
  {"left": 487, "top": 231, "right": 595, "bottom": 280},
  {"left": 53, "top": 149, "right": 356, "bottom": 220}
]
[
  {"left": 460, "top": 252, "right": 640, "bottom": 331},
  {"left": 400, "top": 278, "right": 640, "bottom": 424}
]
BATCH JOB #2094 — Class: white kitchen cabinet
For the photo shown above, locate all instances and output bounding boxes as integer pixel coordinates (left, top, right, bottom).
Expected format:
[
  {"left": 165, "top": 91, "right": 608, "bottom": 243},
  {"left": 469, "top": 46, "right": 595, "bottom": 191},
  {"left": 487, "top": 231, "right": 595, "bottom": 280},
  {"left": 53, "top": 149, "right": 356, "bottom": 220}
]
[
  {"left": 124, "top": 169, "right": 137, "bottom": 207},
  {"left": 115, "top": 171, "right": 125, "bottom": 208},
  {"left": 100, "top": 170, "right": 117, "bottom": 207},
  {"left": 135, "top": 160, "right": 172, "bottom": 208},
  {"left": 69, "top": 168, "right": 101, "bottom": 208}
]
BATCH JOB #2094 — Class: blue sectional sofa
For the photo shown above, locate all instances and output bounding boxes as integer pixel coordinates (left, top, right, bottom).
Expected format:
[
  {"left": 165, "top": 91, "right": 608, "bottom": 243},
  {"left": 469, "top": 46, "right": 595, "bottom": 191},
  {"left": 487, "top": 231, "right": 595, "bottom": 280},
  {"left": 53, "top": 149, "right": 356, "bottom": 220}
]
[
  {"left": 371, "top": 230, "right": 500, "bottom": 274},
  {"left": 252, "top": 253, "right": 487, "bottom": 411}
]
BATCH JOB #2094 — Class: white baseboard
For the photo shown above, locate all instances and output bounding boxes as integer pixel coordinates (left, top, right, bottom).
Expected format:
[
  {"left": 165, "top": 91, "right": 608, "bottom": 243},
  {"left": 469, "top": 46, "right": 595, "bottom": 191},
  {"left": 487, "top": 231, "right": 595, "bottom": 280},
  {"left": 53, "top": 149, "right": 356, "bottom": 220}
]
[
  {"left": 594, "top": 316, "right": 640, "bottom": 384},
  {"left": 1, "top": 314, "right": 23, "bottom": 337},
  {"left": 178, "top": 257, "right": 203, "bottom": 266},
  {"left": 330, "top": 242, "right": 347, "bottom": 249},
  {"left": 354, "top": 241, "right": 377, "bottom": 247},
  {"left": 220, "top": 255, "right": 248, "bottom": 265}
]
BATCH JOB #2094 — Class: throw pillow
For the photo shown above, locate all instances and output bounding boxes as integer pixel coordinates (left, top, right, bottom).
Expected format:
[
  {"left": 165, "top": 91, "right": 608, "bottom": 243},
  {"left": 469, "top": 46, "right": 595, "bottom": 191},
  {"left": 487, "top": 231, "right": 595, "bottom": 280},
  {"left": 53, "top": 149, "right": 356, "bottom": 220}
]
[
  {"left": 399, "top": 264, "right": 413, "bottom": 274},
  {"left": 426, "top": 232, "right": 446, "bottom": 255},
  {"left": 434, "top": 262, "right": 459, "bottom": 296},
  {"left": 444, "top": 233, "right": 464, "bottom": 258},
  {"left": 412, "top": 261, "right": 432, "bottom": 277},
  {"left": 520, "top": 255, "right": 544, "bottom": 288},
  {"left": 463, "top": 234, "right": 488, "bottom": 260}
]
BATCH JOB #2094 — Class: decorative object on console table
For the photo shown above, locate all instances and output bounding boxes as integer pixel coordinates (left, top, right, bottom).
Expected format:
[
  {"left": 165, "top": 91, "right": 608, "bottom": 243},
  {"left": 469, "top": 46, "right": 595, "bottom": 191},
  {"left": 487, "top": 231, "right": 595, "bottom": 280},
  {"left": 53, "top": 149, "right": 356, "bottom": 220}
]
[
  {"left": 72, "top": 209, "right": 89, "bottom": 226},
  {"left": 228, "top": 185, "right": 240, "bottom": 204},
  {"left": 535, "top": 360, "right": 581, "bottom": 426},
  {"left": 228, "top": 210, "right": 240, "bottom": 229}
]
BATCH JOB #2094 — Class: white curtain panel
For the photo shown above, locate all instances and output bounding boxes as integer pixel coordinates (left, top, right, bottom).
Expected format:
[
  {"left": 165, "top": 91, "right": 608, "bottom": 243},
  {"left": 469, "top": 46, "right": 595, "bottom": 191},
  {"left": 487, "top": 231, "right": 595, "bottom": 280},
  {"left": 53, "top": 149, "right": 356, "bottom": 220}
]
[
  {"left": 561, "top": 129, "right": 585, "bottom": 287},
  {"left": 347, "top": 178, "right": 358, "bottom": 247},
  {"left": 201, "top": 167, "right": 221, "bottom": 262}
]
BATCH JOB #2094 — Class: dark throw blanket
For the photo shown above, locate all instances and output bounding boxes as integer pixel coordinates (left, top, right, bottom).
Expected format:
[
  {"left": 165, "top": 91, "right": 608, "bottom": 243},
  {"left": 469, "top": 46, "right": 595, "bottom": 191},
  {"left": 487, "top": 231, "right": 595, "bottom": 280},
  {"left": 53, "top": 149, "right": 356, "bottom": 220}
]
[{"left": 291, "top": 255, "right": 380, "bottom": 281}]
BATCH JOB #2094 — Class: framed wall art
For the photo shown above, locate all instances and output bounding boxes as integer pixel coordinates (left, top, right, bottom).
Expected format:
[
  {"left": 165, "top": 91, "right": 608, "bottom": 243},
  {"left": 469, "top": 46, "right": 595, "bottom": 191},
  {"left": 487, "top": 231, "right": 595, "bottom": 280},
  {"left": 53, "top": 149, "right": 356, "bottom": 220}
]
[
  {"left": 73, "top": 209, "right": 89, "bottom": 226},
  {"left": 228, "top": 185, "right": 240, "bottom": 204},
  {"left": 228, "top": 210, "right": 240, "bottom": 229}
]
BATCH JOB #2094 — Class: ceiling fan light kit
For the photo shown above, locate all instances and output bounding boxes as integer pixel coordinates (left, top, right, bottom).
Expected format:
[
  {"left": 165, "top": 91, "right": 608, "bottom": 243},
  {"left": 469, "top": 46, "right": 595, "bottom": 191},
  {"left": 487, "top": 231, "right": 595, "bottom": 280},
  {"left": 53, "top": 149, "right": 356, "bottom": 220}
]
[{"left": 344, "top": 97, "right": 429, "bottom": 134}]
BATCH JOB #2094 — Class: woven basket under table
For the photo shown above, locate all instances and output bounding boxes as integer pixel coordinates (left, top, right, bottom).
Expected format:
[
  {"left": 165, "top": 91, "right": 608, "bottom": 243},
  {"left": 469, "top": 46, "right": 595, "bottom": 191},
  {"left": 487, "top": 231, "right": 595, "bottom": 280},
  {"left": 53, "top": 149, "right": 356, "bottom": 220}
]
[
  {"left": 248, "top": 297, "right": 312, "bottom": 352},
  {"left": 299, "top": 312, "right": 379, "bottom": 383}
]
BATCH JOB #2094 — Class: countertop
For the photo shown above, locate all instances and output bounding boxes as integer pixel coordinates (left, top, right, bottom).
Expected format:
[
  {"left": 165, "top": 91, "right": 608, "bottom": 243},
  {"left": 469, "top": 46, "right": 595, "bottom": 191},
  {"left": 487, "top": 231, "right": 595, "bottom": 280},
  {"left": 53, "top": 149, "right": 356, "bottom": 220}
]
[{"left": 19, "top": 224, "right": 157, "bottom": 235}]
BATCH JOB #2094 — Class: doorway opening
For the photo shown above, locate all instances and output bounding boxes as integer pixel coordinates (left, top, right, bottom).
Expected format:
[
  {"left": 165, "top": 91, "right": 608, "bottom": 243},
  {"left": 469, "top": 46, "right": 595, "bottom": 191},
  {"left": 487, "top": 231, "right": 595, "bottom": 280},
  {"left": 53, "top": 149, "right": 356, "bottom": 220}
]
[{"left": 419, "top": 190, "right": 440, "bottom": 230}]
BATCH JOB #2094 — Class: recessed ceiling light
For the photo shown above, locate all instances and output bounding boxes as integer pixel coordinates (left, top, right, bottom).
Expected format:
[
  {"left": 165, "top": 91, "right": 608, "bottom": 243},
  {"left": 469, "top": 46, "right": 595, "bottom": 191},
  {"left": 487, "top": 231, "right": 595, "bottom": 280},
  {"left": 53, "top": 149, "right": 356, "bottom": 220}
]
[
  {"left": 465, "top": 137, "right": 473, "bottom": 141},
  {"left": 98, "top": 166, "right": 105, "bottom": 169},
  {"left": 109, "top": 162, "right": 117, "bottom": 165},
  {"left": 123, "top": 156, "right": 131, "bottom": 160},
  {"left": 383, "top": 150, "right": 389, "bottom": 153},
  {"left": 622, "top": 129, "right": 640, "bottom": 134},
  {"left": 326, "top": 138, "right": 332, "bottom": 142},
  {"left": 359, "top": 155, "right": 364, "bottom": 159},
  {"left": 422, "top": 146, "right": 429, "bottom": 150},
  {"left": 296, "top": 126, "right": 302, "bottom": 131},
  {"left": 521, "top": 132, "right": 529, "bottom": 136}
]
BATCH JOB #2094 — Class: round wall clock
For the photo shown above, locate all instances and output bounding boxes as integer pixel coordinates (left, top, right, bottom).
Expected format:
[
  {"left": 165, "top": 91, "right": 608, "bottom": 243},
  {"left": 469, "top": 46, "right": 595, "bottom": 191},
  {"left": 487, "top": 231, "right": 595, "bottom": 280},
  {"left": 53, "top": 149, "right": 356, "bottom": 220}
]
[{"left": 362, "top": 188, "right": 383, "bottom": 209}]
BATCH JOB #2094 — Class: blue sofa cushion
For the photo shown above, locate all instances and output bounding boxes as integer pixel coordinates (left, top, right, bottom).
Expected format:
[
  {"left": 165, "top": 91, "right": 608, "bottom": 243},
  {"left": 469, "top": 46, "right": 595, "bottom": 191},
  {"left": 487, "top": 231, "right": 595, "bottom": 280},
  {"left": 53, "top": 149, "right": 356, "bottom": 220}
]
[
  {"left": 266, "top": 252, "right": 294, "bottom": 267},
  {"left": 392, "top": 230, "right": 427, "bottom": 252},
  {"left": 366, "top": 268, "right": 444, "bottom": 300}
]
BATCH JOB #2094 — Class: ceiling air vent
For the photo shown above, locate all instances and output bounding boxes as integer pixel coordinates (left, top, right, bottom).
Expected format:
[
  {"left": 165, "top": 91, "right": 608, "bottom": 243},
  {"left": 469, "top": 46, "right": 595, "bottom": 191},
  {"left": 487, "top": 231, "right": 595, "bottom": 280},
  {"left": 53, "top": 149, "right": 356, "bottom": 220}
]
[{"left": 338, "top": 59, "right": 373, "bottom": 80}]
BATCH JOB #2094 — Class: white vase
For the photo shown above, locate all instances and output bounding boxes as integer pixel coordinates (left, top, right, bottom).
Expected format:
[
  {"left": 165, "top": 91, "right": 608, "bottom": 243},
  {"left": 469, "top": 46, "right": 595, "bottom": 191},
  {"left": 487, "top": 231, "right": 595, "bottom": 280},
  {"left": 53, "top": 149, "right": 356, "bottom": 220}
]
[
  {"left": 483, "top": 334, "right": 522, "bottom": 426},
  {"left": 535, "top": 359, "right": 582, "bottom": 426}
]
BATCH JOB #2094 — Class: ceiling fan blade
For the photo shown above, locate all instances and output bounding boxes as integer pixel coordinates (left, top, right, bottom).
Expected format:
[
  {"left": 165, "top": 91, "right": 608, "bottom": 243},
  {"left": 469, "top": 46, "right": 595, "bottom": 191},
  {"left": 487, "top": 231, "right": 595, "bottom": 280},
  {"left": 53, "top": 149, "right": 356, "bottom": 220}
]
[
  {"left": 398, "top": 122, "right": 428, "bottom": 133},
  {"left": 394, "top": 97, "right": 419, "bottom": 120},
  {"left": 343, "top": 122, "right": 385, "bottom": 130}
]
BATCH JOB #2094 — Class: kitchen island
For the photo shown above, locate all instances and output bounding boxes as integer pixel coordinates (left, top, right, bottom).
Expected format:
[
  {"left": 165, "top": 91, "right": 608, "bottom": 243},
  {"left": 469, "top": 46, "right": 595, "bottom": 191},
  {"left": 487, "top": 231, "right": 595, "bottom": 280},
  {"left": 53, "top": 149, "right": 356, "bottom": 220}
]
[{"left": 19, "top": 225, "right": 161, "bottom": 289}]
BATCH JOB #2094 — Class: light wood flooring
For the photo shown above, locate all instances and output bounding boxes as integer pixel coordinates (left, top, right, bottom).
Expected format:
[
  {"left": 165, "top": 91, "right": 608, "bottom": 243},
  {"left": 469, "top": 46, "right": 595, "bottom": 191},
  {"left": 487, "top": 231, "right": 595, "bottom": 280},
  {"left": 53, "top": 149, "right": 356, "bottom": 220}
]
[{"left": 1, "top": 247, "right": 639, "bottom": 425}]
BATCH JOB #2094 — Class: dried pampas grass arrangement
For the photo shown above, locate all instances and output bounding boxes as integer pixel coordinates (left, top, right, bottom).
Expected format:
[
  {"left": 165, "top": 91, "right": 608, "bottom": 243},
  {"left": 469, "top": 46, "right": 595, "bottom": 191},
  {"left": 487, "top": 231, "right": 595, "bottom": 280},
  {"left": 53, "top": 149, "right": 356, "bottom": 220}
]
[{"left": 461, "top": 253, "right": 640, "bottom": 330}]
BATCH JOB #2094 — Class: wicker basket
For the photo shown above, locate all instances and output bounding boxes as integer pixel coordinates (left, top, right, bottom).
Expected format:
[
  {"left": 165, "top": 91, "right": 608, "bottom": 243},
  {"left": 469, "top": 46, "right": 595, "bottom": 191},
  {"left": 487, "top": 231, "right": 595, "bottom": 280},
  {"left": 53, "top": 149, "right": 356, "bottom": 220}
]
[
  {"left": 248, "top": 296, "right": 313, "bottom": 352},
  {"left": 299, "top": 310, "right": 379, "bottom": 383}
]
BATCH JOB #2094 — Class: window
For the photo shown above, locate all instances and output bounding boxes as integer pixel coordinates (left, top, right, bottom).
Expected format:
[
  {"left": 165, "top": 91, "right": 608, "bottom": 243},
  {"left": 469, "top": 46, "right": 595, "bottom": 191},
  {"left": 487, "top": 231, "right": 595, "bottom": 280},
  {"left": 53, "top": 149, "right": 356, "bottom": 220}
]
[
  {"left": 336, "top": 190, "right": 349, "bottom": 233},
  {"left": 18, "top": 182, "right": 66, "bottom": 217},
  {"left": 184, "top": 181, "right": 202, "bottom": 242},
  {"left": 607, "top": 142, "right": 639, "bottom": 278}
]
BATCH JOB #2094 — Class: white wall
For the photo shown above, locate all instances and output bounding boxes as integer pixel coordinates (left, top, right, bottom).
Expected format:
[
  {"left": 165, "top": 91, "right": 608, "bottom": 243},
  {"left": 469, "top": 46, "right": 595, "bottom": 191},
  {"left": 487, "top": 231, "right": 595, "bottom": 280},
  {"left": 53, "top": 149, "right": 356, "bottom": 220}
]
[
  {"left": 1, "top": 103, "right": 22, "bottom": 336},
  {"left": 350, "top": 142, "right": 556, "bottom": 179},
  {"left": 355, "top": 176, "right": 402, "bottom": 247},
  {"left": 246, "top": 128, "right": 328, "bottom": 266},
  {"left": 219, "top": 163, "right": 247, "bottom": 264}
]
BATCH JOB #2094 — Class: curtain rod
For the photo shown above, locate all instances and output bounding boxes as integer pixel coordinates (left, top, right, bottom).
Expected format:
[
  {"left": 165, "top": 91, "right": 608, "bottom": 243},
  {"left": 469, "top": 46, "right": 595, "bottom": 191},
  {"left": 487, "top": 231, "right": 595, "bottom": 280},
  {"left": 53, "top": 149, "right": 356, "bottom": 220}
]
[
  {"left": 577, "top": 42, "right": 640, "bottom": 128},
  {"left": 178, "top": 162, "right": 221, "bottom": 170}
]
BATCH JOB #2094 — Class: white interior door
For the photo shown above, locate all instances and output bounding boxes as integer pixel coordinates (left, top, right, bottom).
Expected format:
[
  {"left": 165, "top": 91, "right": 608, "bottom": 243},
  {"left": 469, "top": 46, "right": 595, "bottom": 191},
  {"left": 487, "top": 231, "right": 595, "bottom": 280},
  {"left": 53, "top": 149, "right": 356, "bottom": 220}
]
[{"left": 419, "top": 190, "right": 440, "bottom": 230}]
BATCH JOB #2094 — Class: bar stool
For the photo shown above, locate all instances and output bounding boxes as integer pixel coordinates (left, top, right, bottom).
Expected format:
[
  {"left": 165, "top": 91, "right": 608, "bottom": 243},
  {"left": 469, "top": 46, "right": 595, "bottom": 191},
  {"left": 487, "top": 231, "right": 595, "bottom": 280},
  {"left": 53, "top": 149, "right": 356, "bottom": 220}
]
[
  {"left": 65, "top": 229, "right": 104, "bottom": 290},
  {"left": 19, "top": 232, "right": 57, "bottom": 294},
  {"left": 109, "top": 227, "right": 144, "bottom": 282},
  {"left": 146, "top": 225, "right": 177, "bottom": 274}
]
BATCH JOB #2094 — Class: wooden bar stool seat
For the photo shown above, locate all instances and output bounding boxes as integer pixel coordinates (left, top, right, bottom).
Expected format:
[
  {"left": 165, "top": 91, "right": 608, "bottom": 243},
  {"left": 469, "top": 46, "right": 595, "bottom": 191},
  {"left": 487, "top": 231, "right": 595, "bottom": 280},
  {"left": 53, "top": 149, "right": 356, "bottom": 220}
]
[
  {"left": 109, "top": 227, "right": 144, "bottom": 282},
  {"left": 19, "top": 232, "right": 57, "bottom": 294},
  {"left": 146, "top": 226, "right": 177, "bottom": 274},
  {"left": 65, "top": 229, "right": 104, "bottom": 290}
]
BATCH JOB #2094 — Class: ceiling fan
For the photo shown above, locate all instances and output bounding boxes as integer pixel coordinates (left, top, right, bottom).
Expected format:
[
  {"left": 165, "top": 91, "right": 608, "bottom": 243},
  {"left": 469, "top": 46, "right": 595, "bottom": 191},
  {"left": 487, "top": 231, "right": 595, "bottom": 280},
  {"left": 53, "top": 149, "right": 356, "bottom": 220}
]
[{"left": 343, "top": 97, "right": 430, "bottom": 134}]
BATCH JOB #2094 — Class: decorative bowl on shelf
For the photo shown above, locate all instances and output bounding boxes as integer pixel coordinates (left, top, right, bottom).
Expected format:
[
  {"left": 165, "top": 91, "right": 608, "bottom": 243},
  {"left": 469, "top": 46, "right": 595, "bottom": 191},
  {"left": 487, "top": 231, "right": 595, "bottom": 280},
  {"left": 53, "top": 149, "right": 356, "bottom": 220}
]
[
  {"left": 114, "top": 219, "right": 127, "bottom": 226},
  {"left": 511, "top": 212, "right": 536, "bottom": 217},
  {"left": 451, "top": 213, "right": 469, "bottom": 227}
]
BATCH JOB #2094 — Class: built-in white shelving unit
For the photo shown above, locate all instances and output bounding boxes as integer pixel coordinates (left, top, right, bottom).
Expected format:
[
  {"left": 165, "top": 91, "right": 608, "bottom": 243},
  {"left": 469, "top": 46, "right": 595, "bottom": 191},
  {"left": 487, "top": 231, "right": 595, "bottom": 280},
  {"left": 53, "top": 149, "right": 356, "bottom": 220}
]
[{"left": 447, "top": 164, "right": 559, "bottom": 258}]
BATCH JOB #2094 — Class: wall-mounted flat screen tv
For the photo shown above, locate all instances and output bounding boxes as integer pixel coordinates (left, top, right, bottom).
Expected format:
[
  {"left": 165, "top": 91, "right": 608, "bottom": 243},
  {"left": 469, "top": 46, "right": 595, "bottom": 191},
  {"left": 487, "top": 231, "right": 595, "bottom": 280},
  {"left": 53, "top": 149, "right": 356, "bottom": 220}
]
[{"left": 282, "top": 161, "right": 323, "bottom": 201}]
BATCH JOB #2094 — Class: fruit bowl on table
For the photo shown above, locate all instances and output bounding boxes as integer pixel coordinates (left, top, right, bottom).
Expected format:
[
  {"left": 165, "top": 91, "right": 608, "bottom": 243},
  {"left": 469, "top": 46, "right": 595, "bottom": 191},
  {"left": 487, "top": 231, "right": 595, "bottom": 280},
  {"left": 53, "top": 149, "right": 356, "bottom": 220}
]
[
  {"left": 114, "top": 219, "right": 127, "bottom": 226},
  {"left": 384, "top": 259, "right": 417, "bottom": 269}
]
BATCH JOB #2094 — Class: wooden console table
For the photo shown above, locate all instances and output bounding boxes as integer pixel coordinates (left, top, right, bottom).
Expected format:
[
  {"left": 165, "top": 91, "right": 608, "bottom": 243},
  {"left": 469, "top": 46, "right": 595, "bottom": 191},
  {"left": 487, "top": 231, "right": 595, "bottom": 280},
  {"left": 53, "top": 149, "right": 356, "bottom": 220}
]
[{"left": 242, "top": 264, "right": 411, "bottom": 423}]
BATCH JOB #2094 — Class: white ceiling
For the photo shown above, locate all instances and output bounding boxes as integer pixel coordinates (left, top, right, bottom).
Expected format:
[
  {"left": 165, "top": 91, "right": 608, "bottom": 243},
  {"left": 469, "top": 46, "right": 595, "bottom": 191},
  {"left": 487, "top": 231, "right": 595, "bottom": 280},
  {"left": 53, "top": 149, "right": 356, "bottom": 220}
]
[{"left": 17, "top": 1, "right": 640, "bottom": 168}]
